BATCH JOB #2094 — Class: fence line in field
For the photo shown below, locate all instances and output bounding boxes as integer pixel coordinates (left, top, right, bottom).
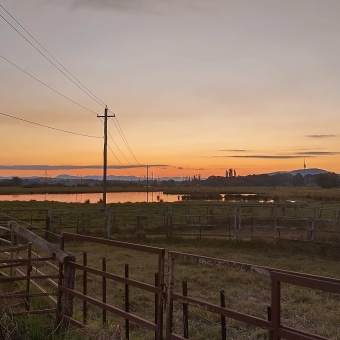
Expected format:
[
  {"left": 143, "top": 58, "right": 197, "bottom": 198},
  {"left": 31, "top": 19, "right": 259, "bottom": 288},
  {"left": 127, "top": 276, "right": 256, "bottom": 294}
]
[
  {"left": 1, "top": 203, "right": 340, "bottom": 244},
  {"left": 1, "top": 222, "right": 339, "bottom": 339},
  {"left": 48, "top": 204, "right": 340, "bottom": 244}
]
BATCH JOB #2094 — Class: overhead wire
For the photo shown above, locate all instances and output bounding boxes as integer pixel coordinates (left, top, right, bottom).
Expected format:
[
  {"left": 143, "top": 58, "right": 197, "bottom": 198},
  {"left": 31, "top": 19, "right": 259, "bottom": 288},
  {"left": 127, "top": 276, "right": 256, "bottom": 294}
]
[
  {"left": 107, "top": 130, "right": 136, "bottom": 165},
  {"left": 110, "top": 114, "right": 141, "bottom": 165},
  {"left": 0, "top": 112, "right": 102, "bottom": 139},
  {"left": 107, "top": 144, "right": 136, "bottom": 177},
  {"left": 0, "top": 4, "right": 107, "bottom": 108},
  {"left": 1, "top": 5, "right": 142, "bottom": 175},
  {"left": 0, "top": 54, "right": 98, "bottom": 116},
  {"left": 0, "top": 10, "right": 106, "bottom": 108}
]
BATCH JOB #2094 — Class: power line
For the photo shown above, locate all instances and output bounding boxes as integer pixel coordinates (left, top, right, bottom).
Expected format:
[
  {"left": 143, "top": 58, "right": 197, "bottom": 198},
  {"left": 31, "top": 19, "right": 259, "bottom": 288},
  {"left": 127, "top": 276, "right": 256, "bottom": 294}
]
[
  {"left": 0, "top": 10, "right": 105, "bottom": 108},
  {"left": 107, "top": 144, "right": 136, "bottom": 177},
  {"left": 110, "top": 114, "right": 141, "bottom": 165},
  {"left": 1, "top": 5, "right": 142, "bottom": 170},
  {"left": 0, "top": 112, "right": 102, "bottom": 139},
  {"left": 0, "top": 4, "right": 107, "bottom": 108},
  {"left": 1, "top": 55, "right": 140, "bottom": 178},
  {"left": 0, "top": 54, "right": 98, "bottom": 116},
  {"left": 108, "top": 130, "right": 135, "bottom": 165}
]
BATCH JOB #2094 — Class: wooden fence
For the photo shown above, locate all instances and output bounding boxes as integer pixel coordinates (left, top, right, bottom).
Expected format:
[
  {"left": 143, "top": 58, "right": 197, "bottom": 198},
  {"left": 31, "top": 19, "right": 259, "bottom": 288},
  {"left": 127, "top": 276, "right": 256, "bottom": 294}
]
[
  {"left": 166, "top": 252, "right": 340, "bottom": 340},
  {"left": 1, "top": 204, "right": 340, "bottom": 244},
  {"left": 1, "top": 222, "right": 339, "bottom": 339},
  {"left": 61, "top": 233, "right": 165, "bottom": 339},
  {"left": 0, "top": 221, "right": 74, "bottom": 324}
]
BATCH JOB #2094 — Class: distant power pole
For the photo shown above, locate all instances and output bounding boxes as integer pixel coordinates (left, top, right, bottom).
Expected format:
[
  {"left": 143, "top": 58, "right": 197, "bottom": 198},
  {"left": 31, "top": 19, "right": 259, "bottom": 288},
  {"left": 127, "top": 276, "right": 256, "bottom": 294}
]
[
  {"left": 146, "top": 165, "right": 149, "bottom": 203},
  {"left": 97, "top": 106, "right": 115, "bottom": 208}
]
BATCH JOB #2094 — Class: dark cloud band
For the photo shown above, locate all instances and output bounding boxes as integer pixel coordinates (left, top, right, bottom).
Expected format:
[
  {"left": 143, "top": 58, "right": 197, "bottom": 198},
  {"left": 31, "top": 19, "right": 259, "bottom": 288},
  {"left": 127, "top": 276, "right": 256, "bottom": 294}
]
[
  {"left": 0, "top": 164, "right": 167, "bottom": 171},
  {"left": 306, "top": 135, "right": 337, "bottom": 138},
  {"left": 214, "top": 155, "right": 309, "bottom": 159},
  {"left": 295, "top": 152, "right": 340, "bottom": 156}
]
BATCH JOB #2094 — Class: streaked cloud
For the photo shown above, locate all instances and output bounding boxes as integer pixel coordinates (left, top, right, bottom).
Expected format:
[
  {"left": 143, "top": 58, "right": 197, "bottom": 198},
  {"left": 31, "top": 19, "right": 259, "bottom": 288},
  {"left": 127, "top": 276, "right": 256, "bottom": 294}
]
[
  {"left": 214, "top": 155, "right": 309, "bottom": 159},
  {"left": 175, "top": 166, "right": 206, "bottom": 170},
  {"left": 66, "top": 0, "right": 202, "bottom": 13},
  {"left": 70, "top": 0, "right": 147, "bottom": 12},
  {"left": 306, "top": 135, "right": 337, "bottom": 138},
  {"left": 295, "top": 151, "right": 340, "bottom": 156},
  {"left": 298, "top": 148, "right": 326, "bottom": 151},
  {"left": 0, "top": 164, "right": 167, "bottom": 171},
  {"left": 218, "top": 150, "right": 249, "bottom": 152}
]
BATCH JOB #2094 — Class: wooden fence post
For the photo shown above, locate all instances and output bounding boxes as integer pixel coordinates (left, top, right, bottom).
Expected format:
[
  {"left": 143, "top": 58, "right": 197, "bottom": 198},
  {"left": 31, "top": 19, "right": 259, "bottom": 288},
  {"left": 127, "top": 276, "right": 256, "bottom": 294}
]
[
  {"left": 273, "top": 206, "right": 276, "bottom": 238},
  {"left": 166, "top": 256, "right": 174, "bottom": 340},
  {"left": 45, "top": 216, "right": 51, "bottom": 241},
  {"left": 165, "top": 212, "right": 169, "bottom": 239},
  {"left": 220, "top": 290, "right": 227, "bottom": 340},
  {"left": 125, "top": 264, "right": 130, "bottom": 340},
  {"left": 310, "top": 208, "right": 316, "bottom": 241},
  {"left": 102, "top": 258, "right": 107, "bottom": 325},
  {"left": 25, "top": 242, "right": 32, "bottom": 311},
  {"left": 111, "top": 212, "right": 116, "bottom": 234},
  {"left": 237, "top": 206, "right": 242, "bottom": 241},
  {"left": 10, "top": 224, "right": 17, "bottom": 277},
  {"left": 106, "top": 210, "right": 112, "bottom": 239},
  {"left": 169, "top": 213, "right": 173, "bottom": 239},
  {"left": 182, "top": 281, "right": 189, "bottom": 339},
  {"left": 60, "top": 257, "right": 76, "bottom": 322},
  {"left": 83, "top": 252, "right": 87, "bottom": 324}
]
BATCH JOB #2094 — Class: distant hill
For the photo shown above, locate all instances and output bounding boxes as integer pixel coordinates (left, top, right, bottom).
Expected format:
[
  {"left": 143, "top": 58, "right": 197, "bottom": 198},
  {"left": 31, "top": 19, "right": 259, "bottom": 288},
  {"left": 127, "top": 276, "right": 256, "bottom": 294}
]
[
  {"left": 268, "top": 168, "right": 328, "bottom": 177},
  {"left": 0, "top": 174, "right": 185, "bottom": 181}
]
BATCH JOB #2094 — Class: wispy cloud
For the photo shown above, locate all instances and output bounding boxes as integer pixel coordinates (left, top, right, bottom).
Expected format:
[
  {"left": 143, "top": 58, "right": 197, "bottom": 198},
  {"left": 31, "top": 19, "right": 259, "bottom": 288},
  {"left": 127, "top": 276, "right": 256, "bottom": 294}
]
[
  {"left": 306, "top": 135, "right": 337, "bottom": 138},
  {"left": 175, "top": 166, "right": 206, "bottom": 170},
  {"left": 70, "top": 0, "right": 147, "bottom": 12},
  {"left": 213, "top": 155, "right": 309, "bottom": 159},
  {"left": 66, "top": 0, "right": 203, "bottom": 13},
  {"left": 229, "top": 155, "right": 308, "bottom": 159},
  {"left": 218, "top": 150, "right": 249, "bottom": 152},
  {"left": 298, "top": 148, "right": 325, "bottom": 151},
  {"left": 0, "top": 164, "right": 167, "bottom": 171},
  {"left": 295, "top": 151, "right": 340, "bottom": 156}
]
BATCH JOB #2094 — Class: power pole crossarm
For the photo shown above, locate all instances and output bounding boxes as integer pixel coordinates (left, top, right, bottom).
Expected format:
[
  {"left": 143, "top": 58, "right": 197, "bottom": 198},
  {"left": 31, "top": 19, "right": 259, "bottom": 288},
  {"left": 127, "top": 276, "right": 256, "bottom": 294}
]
[{"left": 97, "top": 106, "right": 115, "bottom": 208}]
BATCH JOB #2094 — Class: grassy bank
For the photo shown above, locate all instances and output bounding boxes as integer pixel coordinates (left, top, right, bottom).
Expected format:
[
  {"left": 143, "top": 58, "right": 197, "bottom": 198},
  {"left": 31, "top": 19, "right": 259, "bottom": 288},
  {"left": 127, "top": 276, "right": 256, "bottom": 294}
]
[
  {"left": 2, "top": 237, "right": 339, "bottom": 339},
  {"left": 1, "top": 185, "right": 340, "bottom": 203},
  {"left": 1, "top": 194, "right": 340, "bottom": 339}
]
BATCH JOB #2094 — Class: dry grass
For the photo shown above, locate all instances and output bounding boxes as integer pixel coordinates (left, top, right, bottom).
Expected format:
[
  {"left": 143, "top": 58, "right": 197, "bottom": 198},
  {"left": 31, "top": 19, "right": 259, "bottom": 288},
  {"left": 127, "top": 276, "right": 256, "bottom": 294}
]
[
  {"left": 1, "top": 190, "right": 340, "bottom": 339},
  {"left": 60, "top": 236, "right": 340, "bottom": 340}
]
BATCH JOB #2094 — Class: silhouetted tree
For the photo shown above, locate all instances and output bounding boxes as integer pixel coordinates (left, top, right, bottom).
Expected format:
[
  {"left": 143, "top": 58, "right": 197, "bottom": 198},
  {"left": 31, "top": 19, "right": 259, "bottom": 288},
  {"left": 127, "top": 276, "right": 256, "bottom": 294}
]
[{"left": 316, "top": 172, "right": 340, "bottom": 188}]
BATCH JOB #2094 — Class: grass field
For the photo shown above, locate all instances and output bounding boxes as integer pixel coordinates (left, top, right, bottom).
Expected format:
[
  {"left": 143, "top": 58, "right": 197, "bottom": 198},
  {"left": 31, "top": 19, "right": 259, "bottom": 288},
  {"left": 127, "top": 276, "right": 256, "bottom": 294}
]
[
  {"left": 1, "top": 188, "right": 340, "bottom": 339},
  {"left": 1, "top": 185, "right": 340, "bottom": 203},
  {"left": 1, "top": 236, "right": 340, "bottom": 340},
  {"left": 64, "top": 236, "right": 340, "bottom": 339}
]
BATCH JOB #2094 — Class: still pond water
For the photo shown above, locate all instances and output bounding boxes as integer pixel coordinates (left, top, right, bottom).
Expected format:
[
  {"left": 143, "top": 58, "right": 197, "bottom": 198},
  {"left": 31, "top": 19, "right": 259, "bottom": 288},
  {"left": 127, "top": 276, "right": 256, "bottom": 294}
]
[
  {"left": 0, "top": 193, "right": 277, "bottom": 204},
  {"left": 0, "top": 192, "right": 181, "bottom": 204}
]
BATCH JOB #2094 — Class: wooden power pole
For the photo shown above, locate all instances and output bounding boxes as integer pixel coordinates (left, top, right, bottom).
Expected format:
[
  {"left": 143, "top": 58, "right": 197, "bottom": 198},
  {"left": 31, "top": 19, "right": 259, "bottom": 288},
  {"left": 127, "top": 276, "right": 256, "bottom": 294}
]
[
  {"left": 146, "top": 165, "right": 149, "bottom": 203},
  {"left": 97, "top": 106, "right": 115, "bottom": 208}
]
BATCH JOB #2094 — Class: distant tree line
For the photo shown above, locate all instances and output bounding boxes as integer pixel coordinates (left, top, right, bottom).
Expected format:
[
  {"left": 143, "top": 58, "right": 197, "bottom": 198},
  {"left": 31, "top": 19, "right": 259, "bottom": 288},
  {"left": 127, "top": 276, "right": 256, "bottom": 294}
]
[
  {"left": 0, "top": 177, "right": 23, "bottom": 187},
  {"left": 0, "top": 172, "right": 339, "bottom": 189},
  {"left": 203, "top": 172, "right": 340, "bottom": 189},
  {"left": 315, "top": 172, "right": 340, "bottom": 189}
]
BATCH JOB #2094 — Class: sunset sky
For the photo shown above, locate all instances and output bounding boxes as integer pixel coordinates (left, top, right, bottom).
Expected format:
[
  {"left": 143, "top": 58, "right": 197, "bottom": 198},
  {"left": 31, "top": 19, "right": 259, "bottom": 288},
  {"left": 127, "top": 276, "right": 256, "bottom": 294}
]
[{"left": 1, "top": 0, "right": 340, "bottom": 179}]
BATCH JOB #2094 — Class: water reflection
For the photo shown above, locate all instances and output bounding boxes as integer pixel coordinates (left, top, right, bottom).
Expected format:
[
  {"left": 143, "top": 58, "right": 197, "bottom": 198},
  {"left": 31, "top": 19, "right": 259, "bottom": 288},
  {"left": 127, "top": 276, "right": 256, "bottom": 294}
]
[{"left": 0, "top": 192, "right": 180, "bottom": 204}]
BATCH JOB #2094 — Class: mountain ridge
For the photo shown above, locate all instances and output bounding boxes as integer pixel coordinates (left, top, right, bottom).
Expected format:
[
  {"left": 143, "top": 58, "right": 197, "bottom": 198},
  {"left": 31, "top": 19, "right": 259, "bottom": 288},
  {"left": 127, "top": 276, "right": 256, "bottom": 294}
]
[{"left": 0, "top": 168, "right": 334, "bottom": 180}]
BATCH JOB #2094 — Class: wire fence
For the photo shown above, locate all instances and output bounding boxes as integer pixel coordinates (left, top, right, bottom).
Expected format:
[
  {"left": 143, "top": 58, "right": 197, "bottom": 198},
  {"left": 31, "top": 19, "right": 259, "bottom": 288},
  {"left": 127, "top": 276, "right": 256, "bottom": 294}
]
[{"left": 1, "top": 203, "right": 340, "bottom": 244}]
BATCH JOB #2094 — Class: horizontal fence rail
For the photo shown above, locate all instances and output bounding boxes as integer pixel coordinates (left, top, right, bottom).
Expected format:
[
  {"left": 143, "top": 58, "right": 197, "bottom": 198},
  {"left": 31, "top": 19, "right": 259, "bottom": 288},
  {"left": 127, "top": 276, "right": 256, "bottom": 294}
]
[
  {"left": 166, "top": 251, "right": 340, "bottom": 340},
  {"left": 0, "top": 222, "right": 67, "bottom": 319},
  {"left": 2, "top": 203, "right": 340, "bottom": 244},
  {"left": 1, "top": 222, "right": 339, "bottom": 339},
  {"left": 61, "top": 232, "right": 165, "bottom": 340}
]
